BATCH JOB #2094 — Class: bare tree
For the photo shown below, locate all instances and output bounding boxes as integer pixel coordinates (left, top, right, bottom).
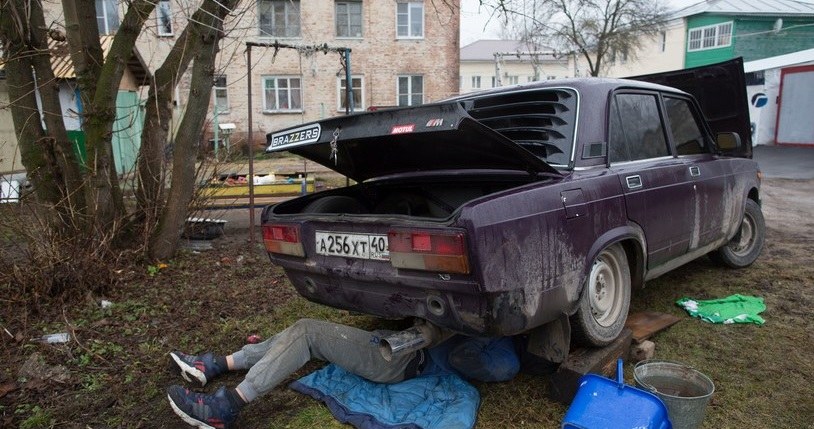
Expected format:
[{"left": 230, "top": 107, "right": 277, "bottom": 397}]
[
  {"left": 483, "top": 0, "right": 668, "bottom": 76},
  {"left": 1, "top": 0, "right": 243, "bottom": 280},
  {"left": 145, "top": 0, "right": 242, "bottom": 260}
]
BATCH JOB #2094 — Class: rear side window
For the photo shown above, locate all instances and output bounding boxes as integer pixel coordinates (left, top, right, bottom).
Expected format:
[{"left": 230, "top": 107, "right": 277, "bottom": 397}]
[
  {"left": 609, "top": 93, "right": 669, "bottom": 163},
  {"left": 664, "top": 97, "right": 707, "bottom": 155}
]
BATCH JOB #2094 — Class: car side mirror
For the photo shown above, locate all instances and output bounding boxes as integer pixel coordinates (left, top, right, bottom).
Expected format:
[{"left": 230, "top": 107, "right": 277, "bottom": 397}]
[{"left": 716, "top": 132, "right": 742, "bottom": 151}]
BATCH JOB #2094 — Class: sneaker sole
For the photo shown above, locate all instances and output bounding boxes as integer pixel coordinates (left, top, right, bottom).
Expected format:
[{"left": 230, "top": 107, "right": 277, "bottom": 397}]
[
  {"left": 167, "top": 393, "right": 218, "bottom": 429},
  {"left": 170, "top": 352, "right": 207, "bottom": 386}
]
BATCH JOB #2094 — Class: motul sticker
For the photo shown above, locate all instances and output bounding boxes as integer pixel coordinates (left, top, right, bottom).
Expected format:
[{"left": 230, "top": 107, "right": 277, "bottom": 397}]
[
  {"left": 390, "top": 124, "right": 415, "bottom": 134},
  {"left": 426, "top": 118, "right": 444, "bottom": 127}
]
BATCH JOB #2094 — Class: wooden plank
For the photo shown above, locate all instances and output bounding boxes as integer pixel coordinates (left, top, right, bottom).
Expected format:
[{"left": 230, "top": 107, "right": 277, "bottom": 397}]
[
  {"left": 624, "top": 312, "right": 682, "bottom": 343},
  {"left": 547, "top": 328, "right": 632, "bottom": 405}
]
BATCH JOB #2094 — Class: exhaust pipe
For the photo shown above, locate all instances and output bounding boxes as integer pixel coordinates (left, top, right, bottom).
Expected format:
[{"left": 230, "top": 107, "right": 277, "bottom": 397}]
[{"left": 379, "top": 322, "right": 452, "bottom": 362}]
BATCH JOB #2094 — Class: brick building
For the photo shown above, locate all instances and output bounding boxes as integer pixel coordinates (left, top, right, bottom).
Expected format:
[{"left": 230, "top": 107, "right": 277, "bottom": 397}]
[{"left": 133, "top": 0, "right": 462, "bottom": 148}]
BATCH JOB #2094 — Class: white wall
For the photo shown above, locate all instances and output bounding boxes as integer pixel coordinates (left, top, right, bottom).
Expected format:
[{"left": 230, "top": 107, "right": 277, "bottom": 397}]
[{"left": 460, "top": 59, "right": 573, "bottom": 94}]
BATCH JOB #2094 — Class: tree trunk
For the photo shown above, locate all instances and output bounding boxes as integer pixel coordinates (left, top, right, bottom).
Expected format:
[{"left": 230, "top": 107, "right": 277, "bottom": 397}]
[
  {"left": 0, "top": 0, "right": 86, "bottom": 223},
  {"left": 137, "top": 0, "right": 242, "bottom": 226},
  {"left": 149, "top": 34, "right": 222, "bottom": 260},
  {"left": 137, "top": 20, "right": 201, "bottom": 227},
  {"left": 62, "top": 0, "right": 155, "bottom": 234},
  {"left": 142, "top": 0, "right": 242, "bottom": 260}
]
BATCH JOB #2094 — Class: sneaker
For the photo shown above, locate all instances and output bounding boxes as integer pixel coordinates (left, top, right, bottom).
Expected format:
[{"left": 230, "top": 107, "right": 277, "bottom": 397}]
[
  {"left": 167, "top": 385, "right": 238, "bottom": 429},
  {"left": 170, "top": 351, "right": 225, "bottom": 386}
]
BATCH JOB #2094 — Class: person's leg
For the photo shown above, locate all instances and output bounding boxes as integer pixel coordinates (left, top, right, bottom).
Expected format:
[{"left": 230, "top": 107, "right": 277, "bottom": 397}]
[{"left": 234, "top": 318, "right": 417, "bottom": 402}]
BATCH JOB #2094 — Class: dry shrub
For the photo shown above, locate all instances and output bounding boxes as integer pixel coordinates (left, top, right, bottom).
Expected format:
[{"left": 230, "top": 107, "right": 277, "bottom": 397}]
[{"left": 0, "top": 198, "right": 136, "bottom": 312}]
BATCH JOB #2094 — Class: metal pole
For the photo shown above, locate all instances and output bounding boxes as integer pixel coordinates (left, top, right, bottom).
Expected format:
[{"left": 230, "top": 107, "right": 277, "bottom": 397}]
[
  {"left": 494, "top": 53, "right": 502, "bottom": 87},
  {"left": 247, "top": 45, "right": 256, "bottom": 249},
  {"left": 213, "top": 101, "right": 219, "bottom": 159},
  {"left": 345, "top": 48, "right": 354, "bottom": 114}
]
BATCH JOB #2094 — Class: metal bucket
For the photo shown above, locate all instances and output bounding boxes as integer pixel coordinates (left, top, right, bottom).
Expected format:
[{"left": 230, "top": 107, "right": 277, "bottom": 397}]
[{"left": 634, "top": 360, "right": 715, "bottom": 429}]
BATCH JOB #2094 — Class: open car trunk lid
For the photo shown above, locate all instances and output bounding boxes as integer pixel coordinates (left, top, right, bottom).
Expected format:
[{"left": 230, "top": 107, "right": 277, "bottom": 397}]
[
  {"left": 629, "top": 57, "right": 753, "bottom": 157},
  {"left": 265, "top": 102, "right": 561, "bottom": 182}
]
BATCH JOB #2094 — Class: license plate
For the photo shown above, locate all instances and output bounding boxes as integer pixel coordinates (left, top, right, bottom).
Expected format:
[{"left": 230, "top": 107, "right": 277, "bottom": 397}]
[{"left": 315, "top": 231, "right": 389, "bottom": 261}]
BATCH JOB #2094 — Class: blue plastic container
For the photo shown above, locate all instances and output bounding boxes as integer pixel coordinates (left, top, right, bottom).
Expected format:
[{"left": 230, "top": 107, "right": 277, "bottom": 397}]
[{"left": 562, "top": 360, "right": 672, "bottom": 429}]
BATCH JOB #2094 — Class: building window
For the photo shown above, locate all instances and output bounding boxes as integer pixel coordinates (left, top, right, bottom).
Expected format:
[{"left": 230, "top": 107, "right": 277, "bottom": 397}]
[
  {"left": 95, "top": 0, "right": 120, "bottom": 35},
  {"left": 471, "top": 76, "right": 481, "bottom": 89},
  {"left": 396, "top": 2, "right": 424, "bottom": 38},
  {"left": 259, "top": 0, "right": 301, "bottom": 38},
  {"left": 157, "top": 0, "right": 173, "bottom": 36},
  {"left": 336, "top": 1, "right": 363, "bottom": 38},
  {"left": 338, "top": 75, "right": 364, "bottom": 111},
  {"left": 397, "top": 75, "right": 423, "bottom": 106},
  {"left": 214, "top": 75, "right": 229, "bottom": 113},
  {"left": 688, "top": 21, "right": 732, "bottom": 52},
  {"left": 546, "top": 75, "right": 557, "bottom": 80},
  {"left": 491, "top": 76, "right": 496, "bottom": 87},
  {"left": 263, "top": 76, "right": 302, "bottom": 112},
  {"left": 506, "top": 76, "right": 519, "bottom": 85},
  {"left": 660, "top": 31, "right": 667, "bottom": 52}
]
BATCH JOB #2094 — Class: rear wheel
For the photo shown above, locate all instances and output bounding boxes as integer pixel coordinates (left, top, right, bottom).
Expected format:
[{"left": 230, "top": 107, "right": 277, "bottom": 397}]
[
  {"left": 710, "top": 199, "right": 765, "bottom": 268},
  {"left": 571, "top": 244, "right": 631, "bottom": 347}
]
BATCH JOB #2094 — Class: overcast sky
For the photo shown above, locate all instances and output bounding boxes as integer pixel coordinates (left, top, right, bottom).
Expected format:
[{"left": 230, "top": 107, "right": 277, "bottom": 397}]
[{"left": 458, "top": 0, "right": 750, "bottom": 46}]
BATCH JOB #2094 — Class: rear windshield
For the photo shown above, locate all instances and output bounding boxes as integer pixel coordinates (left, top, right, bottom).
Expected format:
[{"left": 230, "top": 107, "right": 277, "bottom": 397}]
[{"left": 463, "top": 88, "right": 577, "bottom": 167}]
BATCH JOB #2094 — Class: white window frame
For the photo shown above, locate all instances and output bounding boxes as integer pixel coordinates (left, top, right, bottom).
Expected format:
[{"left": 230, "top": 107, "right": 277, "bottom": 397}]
[
  {"left": 96, "top": 0, "right": 120, "bottom": 35},
  {"left": 262, "top": 76, "right": 303, "bottom": 112},
  {"left": 157, "top": 0, "right": 174, "bottom": 37},
  {"left": 336, "top": 1, "right": 363, "bottom": 38},
  {"left": 337, "top": 75, "right": 364, "bottom": 111},
  {"left": 471, "top": 76, "right": 481, "bottom": 89},
  {"left": 397, "top": 75, "right": 423, "bottom": 107},
  {"left": 214, "top": 75, "right": 229, "bottom": 114},
  {"left": 258, "top": 0, "right": 301, "bottom": 38},
  {"left": 687, "top": 21, "right": 733, "bottom": 52},
  {"left": 506, "top": 75, "right": 519, "bottom": 85},
  {"left": 396, "top": 2, "right": 424, "bottom": 39}
]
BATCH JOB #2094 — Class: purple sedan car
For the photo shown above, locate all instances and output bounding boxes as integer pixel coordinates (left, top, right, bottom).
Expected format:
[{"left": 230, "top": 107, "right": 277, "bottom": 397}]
[{"left": 261, "top": 59, "right": 763, "bottom": 352}]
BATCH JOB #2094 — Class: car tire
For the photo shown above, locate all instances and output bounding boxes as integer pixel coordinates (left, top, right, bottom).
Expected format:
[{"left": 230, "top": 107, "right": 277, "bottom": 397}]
[
  {"left": 302, "top": 196, "right": 367, "bottom": 214},
  {"left": 710, "top": 199, "right": 765, "bottom": 269},
  {"left": 571, "top": 244, "right": 631, "bottom": 347}
]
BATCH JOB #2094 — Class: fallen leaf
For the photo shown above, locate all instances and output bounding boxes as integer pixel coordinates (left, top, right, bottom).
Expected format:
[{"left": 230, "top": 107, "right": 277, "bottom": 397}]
[{"left": 0, "top": 382, "right": 18, "bottom": 398}]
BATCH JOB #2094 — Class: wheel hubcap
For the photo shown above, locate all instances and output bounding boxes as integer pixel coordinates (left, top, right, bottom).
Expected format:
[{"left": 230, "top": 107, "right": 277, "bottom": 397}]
[
  {"left": 589, "top": 252, "right": 622, "bottom": 327},
  {"left": 730, "top": 213, "right": 756, "bottom": 256}
]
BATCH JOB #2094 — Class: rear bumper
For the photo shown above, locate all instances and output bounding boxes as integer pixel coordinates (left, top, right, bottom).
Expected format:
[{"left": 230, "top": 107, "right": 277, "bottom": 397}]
[{"left": 274, "top": 258, "right": 567, "bottom": 336}]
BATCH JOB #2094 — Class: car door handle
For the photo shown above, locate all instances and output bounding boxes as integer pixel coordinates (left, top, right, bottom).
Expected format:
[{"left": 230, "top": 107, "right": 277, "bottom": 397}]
[
  {"left": 689, "top": 166, "right": 701, "bottom": 177},
  {"left": 625, "top": 175, "right": 642, "bottom": 189}
]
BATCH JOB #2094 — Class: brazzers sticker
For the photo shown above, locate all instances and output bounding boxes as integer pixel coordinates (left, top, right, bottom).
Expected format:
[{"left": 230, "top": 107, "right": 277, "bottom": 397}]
[{"left": 268, "top": 123, "right": 322, "bottom": 151}]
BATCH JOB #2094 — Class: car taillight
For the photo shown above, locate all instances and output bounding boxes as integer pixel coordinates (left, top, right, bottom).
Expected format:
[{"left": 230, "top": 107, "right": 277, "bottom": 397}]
[
  {"left": 262, "top": 224, "right": 305, "bottom": 257},
  {"left": 388, "top": 230, "right": 469, "bottom": 274}
]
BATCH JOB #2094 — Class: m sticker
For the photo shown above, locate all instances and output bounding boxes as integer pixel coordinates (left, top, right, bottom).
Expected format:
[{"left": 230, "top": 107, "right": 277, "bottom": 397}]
[
  {"left": 268, "top": 123, "right": 322, "bottom": 150},
  {"left": 426, "top": 118, "right": 444, "bottom": 127},
  {"left": 390, "top": 124, "right": 415, "bottom": 134}
]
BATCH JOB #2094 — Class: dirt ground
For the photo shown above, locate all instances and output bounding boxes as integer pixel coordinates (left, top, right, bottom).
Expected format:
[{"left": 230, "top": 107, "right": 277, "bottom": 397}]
[{"left": 1, "top": 176, "right": 812, "bottom": 428}]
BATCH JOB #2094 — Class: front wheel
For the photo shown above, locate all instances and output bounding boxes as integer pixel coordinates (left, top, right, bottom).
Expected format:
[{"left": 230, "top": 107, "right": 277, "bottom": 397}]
[
  {"left": 710, "top": 199, "right": 765, "bottom": 268},
  {"left": 571, "top": 244, "right": 631, "bottom": 347}
]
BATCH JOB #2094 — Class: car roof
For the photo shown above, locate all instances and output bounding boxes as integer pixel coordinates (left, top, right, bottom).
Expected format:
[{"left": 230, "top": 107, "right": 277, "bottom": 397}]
[{"left": 448, "top": 77, "right": 691, "bottom": 102}]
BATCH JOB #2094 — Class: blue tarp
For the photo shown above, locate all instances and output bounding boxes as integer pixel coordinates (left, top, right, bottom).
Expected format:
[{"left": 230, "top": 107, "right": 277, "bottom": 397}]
[{"left": 290, "top": 363, "right": 480, "bottom": 429}]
